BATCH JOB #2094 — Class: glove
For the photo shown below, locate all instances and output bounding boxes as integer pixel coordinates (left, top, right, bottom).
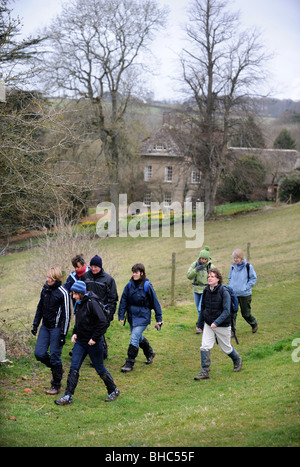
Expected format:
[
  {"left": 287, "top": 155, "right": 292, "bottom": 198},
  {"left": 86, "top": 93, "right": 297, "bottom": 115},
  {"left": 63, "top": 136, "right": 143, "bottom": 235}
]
[
  {"left": 59, "top": 334, "right": 66, "bottom": 346},
  {"left": 195, "top": 264, "right": 204, "bottom": 272},
  {"left": 31, "top": 325, "right": 38, "bottom": 336}
]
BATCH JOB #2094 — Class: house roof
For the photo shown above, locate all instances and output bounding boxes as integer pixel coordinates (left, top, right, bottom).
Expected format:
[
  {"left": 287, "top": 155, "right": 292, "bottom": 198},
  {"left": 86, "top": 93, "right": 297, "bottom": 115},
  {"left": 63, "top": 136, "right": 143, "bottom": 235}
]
[
  {"left": 140, "top": 125, "right": 184, "bottom": 158},
  {"left": 227, "top": 147, "right": 300, "bottom": 184}
]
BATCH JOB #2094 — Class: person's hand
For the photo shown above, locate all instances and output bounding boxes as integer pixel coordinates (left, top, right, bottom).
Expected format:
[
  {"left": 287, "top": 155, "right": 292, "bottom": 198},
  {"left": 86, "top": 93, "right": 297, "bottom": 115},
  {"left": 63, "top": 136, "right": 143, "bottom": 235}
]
[
  {"left": 211, "top": 323, "right": 216, "bottom": 328},
  {"left": 195, "top": 264, "right": 204, "bottom": 272},
  {"left": 119, "top": 320, "right": 124, "bottom": 324},
  {"left": 31, "top": 325, "right": 38, "bottom": 336},
  {"left": 88, "top": 339, "right": 96, "bottom": 346},
  {"left": 71, "top": 334, "right": 77, "bottom": 344}
]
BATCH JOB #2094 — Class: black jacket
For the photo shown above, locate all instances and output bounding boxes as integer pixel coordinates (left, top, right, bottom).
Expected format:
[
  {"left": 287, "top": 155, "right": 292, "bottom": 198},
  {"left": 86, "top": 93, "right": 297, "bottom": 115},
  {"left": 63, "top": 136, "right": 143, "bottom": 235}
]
[
  {"left": 82, "top": 269, "right": 118, "bottom": 320},
  {"left": 72, "top": 292, "right": 107, "bottom": 343},
  {"left": 33, "top": 281, "right": 70, "bottom": 335},
  {"left": 200, "top": 284, "right": 231, "bottom": 328}
]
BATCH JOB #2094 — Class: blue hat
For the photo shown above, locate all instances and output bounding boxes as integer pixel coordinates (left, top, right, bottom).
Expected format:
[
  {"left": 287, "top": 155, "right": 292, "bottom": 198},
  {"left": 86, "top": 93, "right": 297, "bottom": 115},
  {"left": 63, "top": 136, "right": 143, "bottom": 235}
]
[
  {"left": 90, "top": 255, "right": 102, "bottom": 268},
  {"left": 71, "top": 281, "right": 86, "bottom": 294}
]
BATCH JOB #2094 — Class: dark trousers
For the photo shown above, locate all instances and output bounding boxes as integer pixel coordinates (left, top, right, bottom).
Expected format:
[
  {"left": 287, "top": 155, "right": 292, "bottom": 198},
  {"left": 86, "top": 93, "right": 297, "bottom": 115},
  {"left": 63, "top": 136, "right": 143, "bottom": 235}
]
[
  {"left": 34, "top": 324, "right": 62, "bottom": 367},
  {"left": 233, "top": 295, "right": 257, "bottom": 328}
]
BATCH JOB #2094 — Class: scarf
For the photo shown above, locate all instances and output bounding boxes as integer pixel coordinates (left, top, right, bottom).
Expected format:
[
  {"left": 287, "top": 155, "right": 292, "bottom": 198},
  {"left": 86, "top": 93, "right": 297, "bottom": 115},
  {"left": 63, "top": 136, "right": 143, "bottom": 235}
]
[{"left": 76, "top": 265, "right": 87, "bottom": 278}]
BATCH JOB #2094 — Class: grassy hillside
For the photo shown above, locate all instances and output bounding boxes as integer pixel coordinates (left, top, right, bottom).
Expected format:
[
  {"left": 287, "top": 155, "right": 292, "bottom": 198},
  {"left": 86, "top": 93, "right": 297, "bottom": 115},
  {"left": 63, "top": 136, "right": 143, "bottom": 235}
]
[{"left": 0, "top": 203, "right": 299, "bottom": 447}]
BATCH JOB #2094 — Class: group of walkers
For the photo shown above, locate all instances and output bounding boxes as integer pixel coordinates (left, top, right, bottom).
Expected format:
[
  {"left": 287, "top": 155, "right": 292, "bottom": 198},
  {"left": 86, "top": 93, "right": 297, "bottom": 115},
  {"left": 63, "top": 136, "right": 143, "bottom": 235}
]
[
  {"left": 31, "top": 246, "right": 257, "bottom": 405},
  {"left": 187, "top": 246, "right": 258, "bottom": 380},
  {"left": 31, "top": 255, "right": 162, "bottom": 405}
]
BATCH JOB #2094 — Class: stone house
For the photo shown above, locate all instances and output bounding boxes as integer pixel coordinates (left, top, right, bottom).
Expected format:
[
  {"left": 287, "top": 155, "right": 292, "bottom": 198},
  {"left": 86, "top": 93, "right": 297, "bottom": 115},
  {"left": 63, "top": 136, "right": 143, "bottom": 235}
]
[{"left": 139, "top": 125, "right": 201, "bottom": 207}]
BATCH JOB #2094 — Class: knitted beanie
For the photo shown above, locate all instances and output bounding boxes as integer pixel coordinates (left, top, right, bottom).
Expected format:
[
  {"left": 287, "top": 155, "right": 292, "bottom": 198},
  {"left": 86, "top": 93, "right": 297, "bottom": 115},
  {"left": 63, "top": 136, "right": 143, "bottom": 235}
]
[
  {"left": 199, "top": 246, "right": 210, "bottom": 259},
  {"left": 90, "top": 255, "right": 102, "bottom": 268},
  {"left": 71, "top": 280, "right": 86, "bottom": 294}
]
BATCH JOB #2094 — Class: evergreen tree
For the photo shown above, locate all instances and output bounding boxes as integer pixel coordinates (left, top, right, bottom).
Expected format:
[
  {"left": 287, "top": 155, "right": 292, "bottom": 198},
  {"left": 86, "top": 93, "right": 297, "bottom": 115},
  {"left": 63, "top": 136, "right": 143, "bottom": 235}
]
[{"left": 273, "top": 128, "right": 296, "bottom": 149}]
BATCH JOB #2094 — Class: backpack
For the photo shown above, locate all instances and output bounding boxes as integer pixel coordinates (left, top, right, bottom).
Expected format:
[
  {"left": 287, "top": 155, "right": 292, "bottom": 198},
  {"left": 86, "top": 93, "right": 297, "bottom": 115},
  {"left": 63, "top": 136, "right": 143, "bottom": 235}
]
[
  {"left": 221, "top": 285, "right": 239, "bottom": 344},
  {"left": 222, "top": 285, "right": 239, "bottom": 314},
  {"left": 230, "top": 262, "right": 250, "bottom": 280},
  {"left": 127, "top": 279, "right": 150, "bottom": 293},
  {"left": 87, "top": 297, "right": 111, "bottom": 331}
]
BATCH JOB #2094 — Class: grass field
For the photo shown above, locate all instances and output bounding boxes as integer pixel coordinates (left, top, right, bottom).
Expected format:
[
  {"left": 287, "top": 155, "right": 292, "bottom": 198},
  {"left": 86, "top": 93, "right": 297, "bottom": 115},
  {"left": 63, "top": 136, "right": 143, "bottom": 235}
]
[{"left": 0, "top": 202, "right": 299, "bottom": 447}]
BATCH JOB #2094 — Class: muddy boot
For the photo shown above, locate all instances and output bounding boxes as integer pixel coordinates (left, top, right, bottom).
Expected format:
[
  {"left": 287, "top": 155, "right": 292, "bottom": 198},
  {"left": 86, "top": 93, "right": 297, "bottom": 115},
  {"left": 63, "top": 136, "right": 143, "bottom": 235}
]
[
  {"left": 46, "top": 364, "right": 63, "bottom": 395},
  {"left": 228, "top": 348, "right": 242, "bottom": 372},
  {"left": 194, "top": 350, "right": 211, "bottom": 380},
  {"left": 55, "top": 369, "right": 79, "bottom": 405},
  {"left": 121, "top": 344, "right": 139, "bottom": 372},
  {"left": 139, "top": 338, "right": 156, "bottom": 364},
  {"left": 100, "top": 371, "right": 120, "bottom": 402}
]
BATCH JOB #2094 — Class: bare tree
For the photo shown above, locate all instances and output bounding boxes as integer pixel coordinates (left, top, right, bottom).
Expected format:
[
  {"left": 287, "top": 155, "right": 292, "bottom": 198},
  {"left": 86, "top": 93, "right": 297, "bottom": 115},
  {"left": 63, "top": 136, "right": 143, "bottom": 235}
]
[
  {"left": 181, "top": 0, "right": 270, "bottom": 216},
  {"left": 37, "top": 0, "right": 168, "bottom": 229}
]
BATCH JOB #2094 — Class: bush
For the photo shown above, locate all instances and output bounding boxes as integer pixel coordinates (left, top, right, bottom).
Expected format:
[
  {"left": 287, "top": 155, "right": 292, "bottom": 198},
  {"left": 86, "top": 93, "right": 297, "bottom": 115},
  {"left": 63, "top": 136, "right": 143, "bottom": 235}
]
[{"left": 278, "top": 175, "right": 300, "bottom": 203}]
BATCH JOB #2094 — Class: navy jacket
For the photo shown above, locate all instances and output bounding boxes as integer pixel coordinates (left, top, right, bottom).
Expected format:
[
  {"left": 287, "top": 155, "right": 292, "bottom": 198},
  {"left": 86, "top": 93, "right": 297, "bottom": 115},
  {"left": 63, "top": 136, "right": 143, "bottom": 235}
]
[
  {"left": 33, "top": 281, "right": 70, "bottom": 335},
  {"left": 118, "top": 278, "right": 162, "bottom": 327}
]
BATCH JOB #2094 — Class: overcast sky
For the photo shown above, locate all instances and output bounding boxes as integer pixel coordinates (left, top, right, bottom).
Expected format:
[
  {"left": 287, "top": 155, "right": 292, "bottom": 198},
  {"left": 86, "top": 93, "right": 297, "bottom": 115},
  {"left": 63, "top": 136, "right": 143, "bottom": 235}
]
[{"left": 12, "top": 0, "right": 300, "bottom": 101}]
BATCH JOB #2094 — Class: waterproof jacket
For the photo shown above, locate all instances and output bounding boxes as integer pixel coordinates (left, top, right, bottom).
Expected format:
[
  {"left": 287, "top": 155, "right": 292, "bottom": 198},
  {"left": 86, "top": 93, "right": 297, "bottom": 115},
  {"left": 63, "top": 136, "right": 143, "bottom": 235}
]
[
  {"left": 82, "top": 268, "right": 118, "bottom": 320},
  {"left": 118, "top": 278, "right": 162, "bottom": 327},
  {"left": 187, "top": 258, "right": 214, "bottom": 294},
  {"left": 72, "top": 291, "right": 107, "bottom": 343},
  {"left": 228, "top": 260, "right": 257, "bottom": 297},
  {"left": 199, "top": 284, "right": 231, "bottom": 328},
  {"left": 33, "top": 281, "right": 70, "bottom": 336},
  {"left": 63, "top": 266, "right": 91, "bottom": 293}
]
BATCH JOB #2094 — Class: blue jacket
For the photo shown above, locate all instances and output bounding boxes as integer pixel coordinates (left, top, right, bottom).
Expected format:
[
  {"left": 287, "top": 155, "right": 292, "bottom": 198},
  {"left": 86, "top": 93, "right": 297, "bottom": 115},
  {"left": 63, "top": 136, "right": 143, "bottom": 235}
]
[
  {"left": 118, "top": 278, "right": 162, "bottom": 327},
  {"left": 228, "top": 260, "right": 257, "bottom": 297}
]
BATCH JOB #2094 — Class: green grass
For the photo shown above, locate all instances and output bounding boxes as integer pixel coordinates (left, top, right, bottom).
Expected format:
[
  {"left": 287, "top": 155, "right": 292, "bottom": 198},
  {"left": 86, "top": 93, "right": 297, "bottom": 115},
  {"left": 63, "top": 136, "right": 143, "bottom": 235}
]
[{"left": 0, "top": 202, "right": 300, "bottom": 447}]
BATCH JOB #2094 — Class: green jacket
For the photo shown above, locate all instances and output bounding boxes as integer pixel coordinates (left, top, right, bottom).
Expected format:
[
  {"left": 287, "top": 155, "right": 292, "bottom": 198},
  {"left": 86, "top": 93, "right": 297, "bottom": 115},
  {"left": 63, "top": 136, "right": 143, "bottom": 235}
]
[{"left": 187, "top": 258, "right": 214, "bottom": 294}]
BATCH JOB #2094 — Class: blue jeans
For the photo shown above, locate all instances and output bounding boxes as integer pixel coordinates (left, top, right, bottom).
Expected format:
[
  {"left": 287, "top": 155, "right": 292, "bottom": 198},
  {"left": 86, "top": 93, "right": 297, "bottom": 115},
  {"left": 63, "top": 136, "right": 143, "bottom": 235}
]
[
  {"left": 34, "top": 324, "right": 62, "bottom": 367},
  {"left": 129, "top": 324, "right": 148, "bottom": 348},
  {"left": 193, "top": 292, "right": 203, "bottom": 326},
  {"left": 70, "top": 339, "right": 108, "bottom": 376}
]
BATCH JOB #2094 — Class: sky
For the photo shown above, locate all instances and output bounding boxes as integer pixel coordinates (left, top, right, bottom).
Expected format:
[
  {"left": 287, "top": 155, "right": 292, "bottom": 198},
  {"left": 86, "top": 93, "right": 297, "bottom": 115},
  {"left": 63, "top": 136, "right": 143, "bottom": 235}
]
[{"left": 11, "top": 0, "right": 300, "bottom": 102}]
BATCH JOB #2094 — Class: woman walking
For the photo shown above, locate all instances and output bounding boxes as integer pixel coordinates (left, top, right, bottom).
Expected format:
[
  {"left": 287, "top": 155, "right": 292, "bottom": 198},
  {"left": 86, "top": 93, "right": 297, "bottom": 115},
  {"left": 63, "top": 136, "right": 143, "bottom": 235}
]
[
  {"left": 194, "top": 268, "right": 242, "bottom": 380},
  {"left": 118, "top": 264, "right": 163, "bottom": 372},
  {"left": 187, "top": 246, "right": 214, "bottom": 333},
  {"left": 55, "top": 281, "right": 119, "bottom": 405},
  {"left": 228, "top": 249, "right": 258, "bottom": 333},
  {"left": 32, "top": 267, "right": 70, "bottom": 395}
]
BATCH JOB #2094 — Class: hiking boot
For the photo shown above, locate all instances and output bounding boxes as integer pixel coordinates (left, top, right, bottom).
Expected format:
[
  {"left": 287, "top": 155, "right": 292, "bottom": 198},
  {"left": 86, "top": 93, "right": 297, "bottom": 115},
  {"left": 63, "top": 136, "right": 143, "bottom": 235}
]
[
  {"left": 194, "top": 369, "right": 210, "bottom": 380},
  {"left": 105, "top": 388, "right": 120, "bottom": 402},
  {"left": 54, "top": 394, "right": 73, "bottom": 405},
  {"left": 46, "top": 386, "right": 60, "bottom": 395},
  {"left": 121, "top": 344, "right": 139, "bottom": 372},
  {"left": 228, "top": 348, "right": 242, "bottom": 372},
  {"left": 145, "top": 352, "right": 156, "bottom": 365},
  {"left": 121, "top": 363, "right": 133, "bottom": 372},
  {"left": 139, "top": 338, "right": 155, "bottom": 364},
  {"left": 194, "top": 349, "right": 211, "bottom": 380}
]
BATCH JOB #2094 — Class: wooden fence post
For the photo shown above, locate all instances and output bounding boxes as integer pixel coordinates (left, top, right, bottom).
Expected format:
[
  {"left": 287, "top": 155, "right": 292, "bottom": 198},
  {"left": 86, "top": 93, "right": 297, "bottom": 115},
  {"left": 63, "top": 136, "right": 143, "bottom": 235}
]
[
  {"left": 171, "top": 252, "right": 176, "bottom": 306},
  {"left": 247, "top": 243, "right": 251, "bottom": 261}
]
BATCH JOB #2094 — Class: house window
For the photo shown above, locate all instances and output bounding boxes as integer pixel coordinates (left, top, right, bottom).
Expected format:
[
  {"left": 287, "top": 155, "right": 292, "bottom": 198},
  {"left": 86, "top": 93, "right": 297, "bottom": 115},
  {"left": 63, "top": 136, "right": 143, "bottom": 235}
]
[
  {"left": 144, "top": 192, "right": 151, "bottom": 206},
  {"left": 164, "top": 193, "right": 172, "bottom": 206},
  {"left": 165, "top": 166, "right": 173, "bottom": 182},
  {"left": 144, "top": 166, "right": 152, "bottom": 181},
  {"left": 191, "top": 170, "right": 201, "bottom": 184},
  {"left": 153, "top": 142, "right": 167, "bottom": 151}
]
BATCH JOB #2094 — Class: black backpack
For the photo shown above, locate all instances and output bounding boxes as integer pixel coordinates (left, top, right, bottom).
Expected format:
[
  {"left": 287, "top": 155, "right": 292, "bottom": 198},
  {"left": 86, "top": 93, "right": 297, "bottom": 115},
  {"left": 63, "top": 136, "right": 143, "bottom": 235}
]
[{"left": 87, "top": 297, "right": 111, "bottom": 331}]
